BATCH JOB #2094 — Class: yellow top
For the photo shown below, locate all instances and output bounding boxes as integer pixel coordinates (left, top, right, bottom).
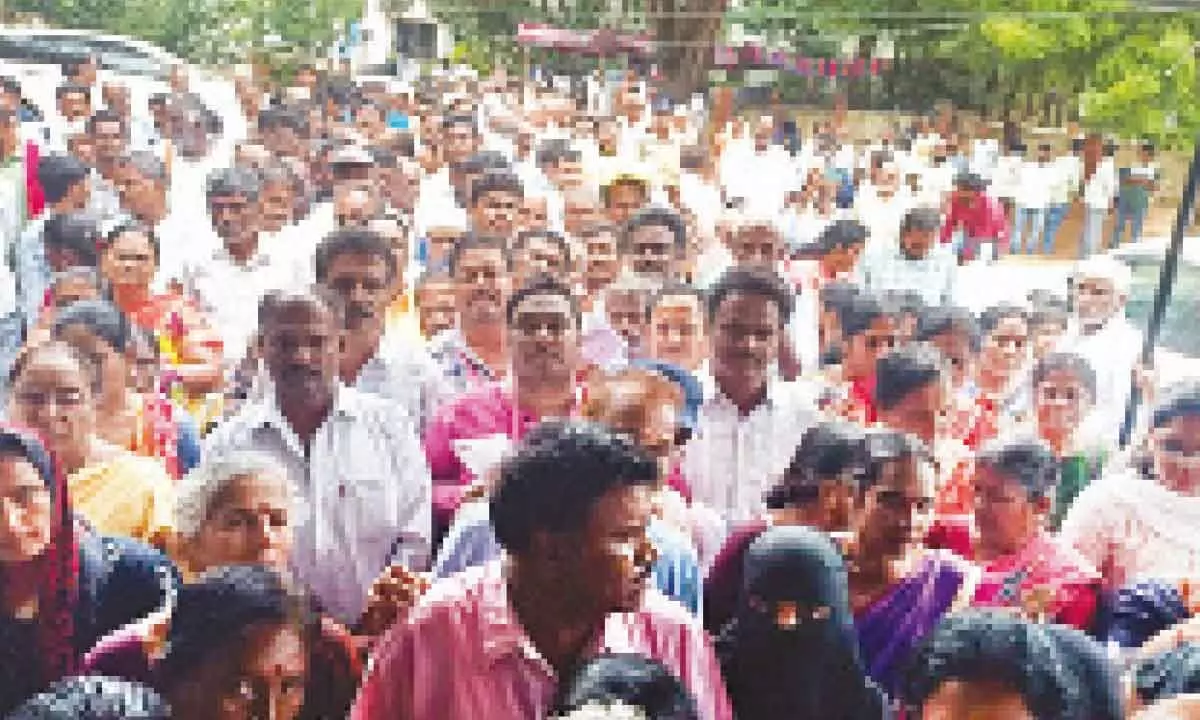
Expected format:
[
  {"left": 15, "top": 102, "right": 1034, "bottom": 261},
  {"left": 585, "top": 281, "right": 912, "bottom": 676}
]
[{"left": 69, "top": 451, "right": 176, "bottom": 548}]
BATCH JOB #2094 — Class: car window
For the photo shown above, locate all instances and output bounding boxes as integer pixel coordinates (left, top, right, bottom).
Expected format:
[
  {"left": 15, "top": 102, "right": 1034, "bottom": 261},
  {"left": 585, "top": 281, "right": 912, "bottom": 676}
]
[{"left": 1123, "top": 255, "right": 1200, "bottom": 357}]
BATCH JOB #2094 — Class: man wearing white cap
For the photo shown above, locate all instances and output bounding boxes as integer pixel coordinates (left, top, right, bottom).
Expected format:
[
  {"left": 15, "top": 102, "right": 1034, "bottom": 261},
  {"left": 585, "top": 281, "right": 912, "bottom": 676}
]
[{"left": 1056, "top": 255, "right": 1142, "bottom": 442}]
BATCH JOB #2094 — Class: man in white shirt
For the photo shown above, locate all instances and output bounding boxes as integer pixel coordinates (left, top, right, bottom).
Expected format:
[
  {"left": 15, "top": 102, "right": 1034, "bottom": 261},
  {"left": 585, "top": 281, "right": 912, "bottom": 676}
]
[
  {"left": 861, "top": 206, "right": 956, "bottom": 308},
  {"left": 681, "top": 267, "right": 819, "bottom": 530},
  {"left": 1045, "top": 141, "right": 1083, "bottom": 255},
  {"left": 1011, "top": 144, "right": 1053, "bottom": 255},
  {"left": 1080, "top": 142, "right": 1117, "bottom": 258},
  {"left": 205, "top": 288, "right": 432, "bottom": 627}
]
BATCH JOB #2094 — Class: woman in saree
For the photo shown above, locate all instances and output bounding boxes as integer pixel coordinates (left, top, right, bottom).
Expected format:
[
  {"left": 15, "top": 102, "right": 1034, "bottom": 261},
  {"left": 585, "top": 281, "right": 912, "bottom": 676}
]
[
  {"left": 717, "top": 526, "right": 890, "bottom": 719},
  {"left": 1060, "top": 381, "right": 1200, "bottom": 590},
  {"left": 969, "top": 439, "right": 1101, "bottom": 631},
  {"left": 0, "top": 425, "right": 175, "bottom": 715},
  {"left": 97, "top": 221, "right": 224, "bottom": 430},
  {"left": 51, "top": 299, "right": 201, "bottom": 480},
  {"left": 6, "top": 341, "right": 175, "bottom": 547},
  {"left": 82, "top": 452, "right": 362, "bottom": 719}
]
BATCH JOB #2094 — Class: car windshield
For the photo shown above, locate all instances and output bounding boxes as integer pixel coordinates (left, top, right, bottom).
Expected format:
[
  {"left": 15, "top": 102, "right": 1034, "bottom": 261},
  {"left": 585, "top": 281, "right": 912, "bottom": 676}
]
[{"left": 1123, "top": 254, "right": 1200, "bottom": 357}]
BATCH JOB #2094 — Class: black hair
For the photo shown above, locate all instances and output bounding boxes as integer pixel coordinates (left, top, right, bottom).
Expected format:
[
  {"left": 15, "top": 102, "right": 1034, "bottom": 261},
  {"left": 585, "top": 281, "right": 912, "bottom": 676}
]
[
  {"left": 465, "top": 150, "right": 511, "bottom": 173},
  {"left": 623, "top": 207, "right": 687, "bottom": 255},
  {"left": 156, "top": 565, "right": 316, "bottom": 689},
  {"left": 900, "top": 207, "right": 943, "bottom": 236},
  {"left": 975, "top": 438, "right": 1060, "bottom": 502},
  {"left": 816, "top": 219, "right": 868, "bottom": 255},
  {"left": 505, "top": 273, "right": 581, "bottom": 329},
  {"left": 257, "top": 286, "right": 346, "bottom": 333},
  {"left": 1150, "top": 381, "right": 1200, "bottom": 430},
  {"left": 875, "top": 344, "right": 945, "bottom": 411},
  {"left": 86, "top": 108, "right": 124, "bottom": 135},
  {"left": 491, "top": 420, "right": 659, "bottom": 555},
  {"left": 645, "top": 284, "right": 705, "bottom": 323},
  {"left": 515, "top": 229, "right": 571, "bottom": 266},
  {"left": 916, "top": 305, "right": 981, "bottom": 353},
  {"left": 55, "top": 83, "right": 90, "bottom": 101},
  {"left": 553, "top": 654, "right": 700, "bottom": 720},
  {"left": 836, "top": 293, "right": 885, "bottom": 339},
  {"left": 978, "top": 303, "right": 1028, "bottom": 337},
  {"left": 441, "top": 113, "right": 477, "bottom": 133},
  {"left": 1032, "top": 353, "right": 1097, "bottom": 403},
  {"left": 9, "top": 675, "right": 170, "bottom": 719},
  {"left": 861, "top": 429, "right": 925, "bottom": 489},
  {"left": 879, "top": 289, "right": 927, "bottom": 318},
  {"left": 206, "top": 166, "right": 262, "bottom": 203},
  {"left": 470, "top": 170, "right": 523, "bottom": 206},
  {"left": 42, "top": 212, "right": 101, "bottom": 267},
  {"left": 0, "top": 76, "right": 21, "bottom": 97},
  {"left": 37, "top": 154, "right": 90, "bottom": 205},
  {"left": 768, "top": 421, "right": 868, "bottom": 509},
  {"left": 1028, "top": 298, "right": 1069, "bottom": 331},
  {"left": 257, "top": 105, "right": 308, "bottom": 135},
  {"left": 52, "top": 299, "right": 133, "bottom": 354},
  {"left": 1039, "top": 624, "right": 1124, "bottom": 720},
  {"left": 705, "top": 267, "right": 794, "bottom": 326},
  {"left": 1134, "top": 643, "right": 1200, "bottom": 706},
  {"left": 536, "top": 139, "right": 581, "bottom": 167},
  {"left": 62, "top": 56, "right": 96, "bottom": 79},
  {"left": 820, "top": 281, "right": 860, "bottom": 313},
  {"left": 315, "top": 228, "right": 397, "bottom": 283},
  {"left": 447, "top": 233, "right": 513, "bottom": 278},
  {"left": 906, "top": 611, "right": 1080, "bottom": 719}
]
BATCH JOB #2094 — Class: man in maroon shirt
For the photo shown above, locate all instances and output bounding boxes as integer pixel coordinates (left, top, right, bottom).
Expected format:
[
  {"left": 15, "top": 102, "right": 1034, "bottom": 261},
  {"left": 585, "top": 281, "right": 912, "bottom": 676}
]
[{"left": 940, "top": 173, "right": 1009, "bottom": 264}]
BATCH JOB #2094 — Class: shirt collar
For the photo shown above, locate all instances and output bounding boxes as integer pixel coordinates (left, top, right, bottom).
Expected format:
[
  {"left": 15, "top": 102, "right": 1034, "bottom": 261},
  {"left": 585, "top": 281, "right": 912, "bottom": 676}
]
[
  {"left": 211, "top": 242, "right": 272, "bottom": 271},
  {"left": 706, "top": 372, "right": 785, "bottom": 415},
  {"left": 248, "top": 380, "right": 361, "bottom": 434}
]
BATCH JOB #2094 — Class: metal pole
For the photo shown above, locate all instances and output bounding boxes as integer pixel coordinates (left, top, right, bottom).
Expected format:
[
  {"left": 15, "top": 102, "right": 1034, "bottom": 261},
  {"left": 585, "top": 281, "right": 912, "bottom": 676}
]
[{"left": 1119, "top": 136, "right": 1200, "bottom": 448}]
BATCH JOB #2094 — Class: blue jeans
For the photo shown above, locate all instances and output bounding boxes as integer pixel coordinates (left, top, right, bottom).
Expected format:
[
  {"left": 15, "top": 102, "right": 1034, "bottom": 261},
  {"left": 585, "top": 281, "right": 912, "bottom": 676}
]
[
  {"left": 1080, "top": 207, "right": 1107, "bottom": 258},
  {"left": 1012, "top": 207, "right": 1046, "bottom": 254},
  {"left": 1043, "top": 203, "right": 1069, "bottom": 254},
  {"left": 1111, "top": 204, "right": 1147, "bottom": 248}
]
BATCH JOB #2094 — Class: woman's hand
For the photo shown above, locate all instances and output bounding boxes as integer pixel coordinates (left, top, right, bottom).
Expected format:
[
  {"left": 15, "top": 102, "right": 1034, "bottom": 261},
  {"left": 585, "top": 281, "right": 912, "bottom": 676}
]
[{"left": 357, "top": 565, "right": 431, "bottom": 638}]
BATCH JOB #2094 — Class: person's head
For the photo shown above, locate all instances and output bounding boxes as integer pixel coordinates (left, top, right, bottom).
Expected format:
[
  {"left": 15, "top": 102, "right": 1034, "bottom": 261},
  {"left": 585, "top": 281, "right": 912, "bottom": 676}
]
[
  {"left": 506, "top": 274, "right": 581, "bottom": 389},
  {"left": 876, "top": 344, "right": 947, "bottom": 444},
  {"left": 1028, "top": 298, "right": 1070, "bottom": 360},
  {"left": 622, "top": 207, "right": 686, "bottom": 283},
  {"left": 1032, "top": 353, "right": 1096, "bottom": 448},
  {"left": 64, "top": 55, "right": 99, "bottom": 87},
  {"left": 38, "top": 153, "right": 91, "bottom": 212},
  {"left": 952, "top": 173, "right": 988, "bottom": 205},
  {"left": 514, "top": 229, "right": 571, "bottom": 280},
  {"left": 6, "top": 342, "right": 99, "bottom": 467},
  {"left": 554, "top": 654, "right": 699, "bottom": 720},
  {"left": 42, "top": 212, "right": 101, "bottom": 273},
  {"left": 9, "top": 676, "right": 170, "bottom": 720},
  {"left": 899, "top": 207, "right": 941, "bottom": 260},
  {"left": 415, "top": 270, "right": 457, "bottom": 339},
  {"left": 908, "top": 611, "right": 1080, "bottom": 720},
  {"left": 470, "top": 170, "right": 523, "bottom": 238},
  {"left": 838, "top": 294, "right": 896, "bottom": 383},
  {"left": 256, "top": 164, "right": 297, "bottom": 233},
  {"left": 728, "top": 215, "right": 784, "bottom": 269},
  {"left": 1039, "top": 624, "right": 1124, "bottom": 720},
  {"left": 971, "top": 439, "right": 1059, "bottom": 557},
  {"left": 449, "top": 234, "right": 513, "bottom": 327},
  {"left": 816, "top": 220, "right": 868, "bottom": 276},
  {"left": 1148, "top": 383, "right": 1200, "bottom": 494},
  {"left": 582, "top": 368, "right": 685, "bottom": 467},
  {"left": 706, "top": 268, "right": 793, "bottom": 402},
  {"left": 519, "top": 192, "right": 551, "bottom": 233},
  {"left": 853, "top": 429, "right": 930, "bottom": 558},
  {"left": 564, "top": 188, "right": 602, "bottom": 237},
  {"left": 156, "top": 565, "right": 314, "bottom": 720},
  {"left": 604, "top": 176, "right": 650, "bottom": 227},
  {"left": 603, "top": 278, "right": 654, "bottom": 355},
  {"left": 580, "top": 223, "right": 621, "bottom": 292},
  {"left": 174, "top": 452, "right": 294, "bottom": 574},
  {"left": 1140, "top": 141, "right": 1156, "bottom": 163},
  {"left": 1072, "top": 256, "right": 1131, "bottom": 331},
  {"left": 915, "top": 305, "right": 979, "bottom": 390},
  {"left": 1133, "top": 643, "right": 1200, "bottom": 715},
  {"left": 491, "top": 421, "right": 659, "bottom": 616},
  {"left": 818, "top": 281, "right": 859, "bottom": 355},
  {"left": 0, "top": 425, "right": 61, "bottom": 568},
  {"left": 646, "top": 286, "right": 705, "bottom": 371},
  {"left": 51, "top": 299, "right": 133, "bottom": 406},
  {"left": 440, "top": 113, "right": 479, "bottom": 165},
  {"left": 99, "top": 223, "right": 159, "bottom": 295},
  {"left": 206, "top": 167, "right": 262, "bottom": 242},
  {"left": 87, "top": 109, "right": 125, "bottom": 168},
  {"left": 257, "top": 289, "right": 343, "bottom": 411},
  {"left": 115, "top": 151, "right": 168, "bottom": 222},
  {"left": 314, "top": 228, "right": 395, "bottom": 340},
  {"left": 55, "top": 82, "right": 92, "bottom": 120},
  {"left": 766, "top": 421, "right": 867, "bottom": 531},
  {"left": 977, "top": 304, "right": 1030, "bottom": 392}
]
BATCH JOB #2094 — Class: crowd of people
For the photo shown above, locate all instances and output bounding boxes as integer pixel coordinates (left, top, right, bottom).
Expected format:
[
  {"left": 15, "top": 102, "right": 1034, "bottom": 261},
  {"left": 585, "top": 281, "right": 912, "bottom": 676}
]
[{"left": 0, "top": 53, "right": 1196, "bottom": 719}]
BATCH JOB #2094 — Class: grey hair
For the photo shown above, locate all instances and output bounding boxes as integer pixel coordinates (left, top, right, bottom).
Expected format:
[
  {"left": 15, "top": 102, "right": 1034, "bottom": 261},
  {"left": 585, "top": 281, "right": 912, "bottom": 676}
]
[
  {"left": 174, "top": 451, "right": 294, "bottom": 540},
  {"left": 120, "top": 150, "right": 167, "bottom": 182}
]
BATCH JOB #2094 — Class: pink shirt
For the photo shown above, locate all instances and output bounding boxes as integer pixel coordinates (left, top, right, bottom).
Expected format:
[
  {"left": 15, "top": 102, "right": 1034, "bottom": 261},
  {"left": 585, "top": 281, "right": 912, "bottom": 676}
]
[
  {"left": 424, "top": 383, "right": 542, "bottom": 485},
  {"left": 939, "top": 194, "right": 1009, "bottom": 245},
  {"left": 351, "top": 561, "right": 734, "bottom": 720}
]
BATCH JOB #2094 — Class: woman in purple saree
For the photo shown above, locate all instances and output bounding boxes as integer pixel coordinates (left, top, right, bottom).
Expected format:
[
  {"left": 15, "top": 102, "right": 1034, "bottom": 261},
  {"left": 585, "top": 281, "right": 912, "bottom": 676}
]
[{"left": 846, "top": 430, "right": 976, "bottom": 699}]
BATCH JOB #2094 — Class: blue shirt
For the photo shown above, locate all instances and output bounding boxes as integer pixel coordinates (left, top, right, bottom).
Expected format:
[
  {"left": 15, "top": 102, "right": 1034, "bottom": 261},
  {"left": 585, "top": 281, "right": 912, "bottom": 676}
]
[{"left": 434, "top": 500, "right": 703, "bottom": 616}]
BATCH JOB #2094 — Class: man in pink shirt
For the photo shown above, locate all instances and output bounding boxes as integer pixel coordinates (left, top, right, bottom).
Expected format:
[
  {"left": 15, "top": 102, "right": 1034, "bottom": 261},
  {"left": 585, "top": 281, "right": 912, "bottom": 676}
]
[
  {"left": 940, "top": 173, "right": 1009, "bottom": 264},
  {"left": 352, "top": 421, "right": 733, "bottom": 720}
]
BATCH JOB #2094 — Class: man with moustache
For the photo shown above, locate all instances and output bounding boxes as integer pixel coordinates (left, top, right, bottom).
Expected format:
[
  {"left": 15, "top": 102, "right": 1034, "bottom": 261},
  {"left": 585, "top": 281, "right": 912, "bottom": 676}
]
[
  {"left": 205, "top": 288, "right": 432, "bottom": 628},
  {"left": 315, "top": 228, "right": 443, "bottom": 428}
]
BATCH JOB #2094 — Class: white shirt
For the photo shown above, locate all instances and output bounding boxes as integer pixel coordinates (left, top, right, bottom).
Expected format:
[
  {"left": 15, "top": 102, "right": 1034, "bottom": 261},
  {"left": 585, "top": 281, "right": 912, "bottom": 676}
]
[
  {"left": 970, "top": 138, "right": 1001, "bottom": 180},
  {"left": 1049, "top": 155, "right": 1083, "bottom": 205},
  {"left": 855, "top": 186, "right": 914, "bottom": 255},
  {"left": 353, "top": 329, "right": 447, "bottom": 428},
  {"left": 861, "top": 241, "right": 958, "bottom": 308},
  {"left": 1055, "top": 314, "right": 1142, "bottom": 444},
  {"left": 204, "top": 385, "right": 432, "bottom": 624},
  {"left": 918, "top": 163, "right": 956, "bottom": 206},
  {"left": 1083, "top": 158, "right": 1117, "bottom": 210},
  {"left": 989, "top": 155, "right": 1023, "bottom": 200},
  {"left": 681, "top": 378, "right": 820, "bottom": 528},
  {"left": 1014, "top": 161, "right": 1054, "bottom": 209}
]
